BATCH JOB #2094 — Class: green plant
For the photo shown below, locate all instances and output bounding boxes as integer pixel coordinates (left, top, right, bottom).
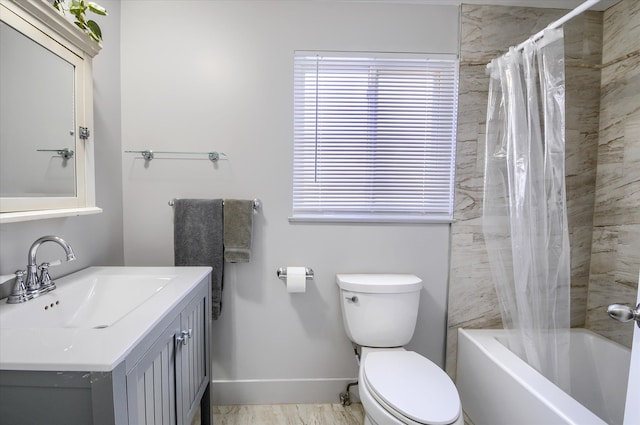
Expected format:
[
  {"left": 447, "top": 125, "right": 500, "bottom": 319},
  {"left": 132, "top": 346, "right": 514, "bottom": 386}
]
[{"left": 52, "top": 0, "right": 107, "bottom": 43}]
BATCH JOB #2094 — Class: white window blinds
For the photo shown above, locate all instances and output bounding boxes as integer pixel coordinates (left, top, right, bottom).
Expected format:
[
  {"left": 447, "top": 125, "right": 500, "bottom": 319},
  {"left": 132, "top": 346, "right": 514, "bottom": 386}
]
[{"left": 292, "top": 52, "right": 459, "bottom": 223}]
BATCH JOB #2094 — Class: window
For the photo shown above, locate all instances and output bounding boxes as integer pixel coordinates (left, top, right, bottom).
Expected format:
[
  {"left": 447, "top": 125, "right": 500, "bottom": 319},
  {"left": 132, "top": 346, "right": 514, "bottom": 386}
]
[{"left": 292, "top": 52, "right": 459, "bottom": 223}]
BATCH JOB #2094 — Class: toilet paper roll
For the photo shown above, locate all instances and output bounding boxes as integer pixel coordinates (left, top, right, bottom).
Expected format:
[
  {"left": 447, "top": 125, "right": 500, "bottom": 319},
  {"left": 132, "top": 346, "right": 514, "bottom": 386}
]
[{"left": 286, "top": 267, "right": 306, "bottom": 293}]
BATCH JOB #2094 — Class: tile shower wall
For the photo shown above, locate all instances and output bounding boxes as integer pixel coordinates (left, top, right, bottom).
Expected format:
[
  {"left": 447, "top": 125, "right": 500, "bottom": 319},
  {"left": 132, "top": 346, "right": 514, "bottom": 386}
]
[
  {"left": 585, "top": 0, "right": 640, "bottom": 347},
  {"left": 446, "top": 4, "right": 603, "bottom": 379}
]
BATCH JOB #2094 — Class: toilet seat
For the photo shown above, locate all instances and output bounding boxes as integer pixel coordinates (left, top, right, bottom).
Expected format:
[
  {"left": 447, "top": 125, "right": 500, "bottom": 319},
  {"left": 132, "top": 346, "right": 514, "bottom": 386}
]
[{"left": 363, "top": 351, "right": 461, "bottom": 425}]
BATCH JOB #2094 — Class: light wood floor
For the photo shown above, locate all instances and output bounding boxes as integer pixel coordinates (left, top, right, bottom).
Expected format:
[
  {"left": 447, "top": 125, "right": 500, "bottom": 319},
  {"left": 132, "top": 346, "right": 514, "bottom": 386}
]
[
  {"left": 198, "top": 403, "right": 473, "bottom": 424},
  {"left": 203, "top": 403, "right": 364, "bottom": 425}
]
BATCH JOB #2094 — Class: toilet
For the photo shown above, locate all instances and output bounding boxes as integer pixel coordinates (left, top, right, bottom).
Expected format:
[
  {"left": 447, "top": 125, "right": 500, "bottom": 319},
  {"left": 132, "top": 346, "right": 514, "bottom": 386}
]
[{"left": 337, "top": 274, "right": 463, "bottom": 425}]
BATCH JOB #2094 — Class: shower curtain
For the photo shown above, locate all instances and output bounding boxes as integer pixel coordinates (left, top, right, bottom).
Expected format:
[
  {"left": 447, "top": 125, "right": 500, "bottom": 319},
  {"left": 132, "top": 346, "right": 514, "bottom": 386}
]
[{"left": 483, "top": 28, "right": 571, "bottom": 389}]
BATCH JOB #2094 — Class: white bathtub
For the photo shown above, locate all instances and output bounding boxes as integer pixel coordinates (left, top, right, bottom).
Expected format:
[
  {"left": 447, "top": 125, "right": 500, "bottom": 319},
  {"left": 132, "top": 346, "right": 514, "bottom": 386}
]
[{"left": 457, "top": 328, "right": 631, "bottom": 425}]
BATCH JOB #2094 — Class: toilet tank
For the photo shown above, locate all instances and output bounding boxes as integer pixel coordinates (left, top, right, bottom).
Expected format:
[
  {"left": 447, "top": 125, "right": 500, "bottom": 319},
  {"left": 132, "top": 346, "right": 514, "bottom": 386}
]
[{"left": 336, "top": 274, "right": 423, "bottom": 348}]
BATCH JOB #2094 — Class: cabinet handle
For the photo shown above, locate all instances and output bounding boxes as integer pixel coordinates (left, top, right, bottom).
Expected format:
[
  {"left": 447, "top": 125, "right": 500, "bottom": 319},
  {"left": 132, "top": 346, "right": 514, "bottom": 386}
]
[{"left": 175, "top": 329, "right": 192, "bottom": 346}]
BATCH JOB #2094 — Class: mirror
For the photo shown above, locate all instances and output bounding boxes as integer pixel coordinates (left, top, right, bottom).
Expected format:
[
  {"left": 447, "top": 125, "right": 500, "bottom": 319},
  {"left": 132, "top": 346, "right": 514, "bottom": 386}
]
[
  {"left": 0, "top": 20, "right": 77, "bottom": 198},
  {"left": 0, "top": 0, "right": 101, "bottom": 223}
]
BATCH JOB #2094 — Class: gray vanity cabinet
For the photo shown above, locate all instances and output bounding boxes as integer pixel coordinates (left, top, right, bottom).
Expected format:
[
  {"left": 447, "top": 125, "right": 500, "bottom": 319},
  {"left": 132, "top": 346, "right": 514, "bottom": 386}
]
[
  {"left": 177, "top": 291, "right": 210, "bottom": 423},
  {"left": 0, "top": 273, "right": 212, "bottom": 425},
  {"left": 126, "top": 315, "right": 179, "bottom": 424},
  {"left": 126, "top": 284, "right": 210, "bottom": 425}
]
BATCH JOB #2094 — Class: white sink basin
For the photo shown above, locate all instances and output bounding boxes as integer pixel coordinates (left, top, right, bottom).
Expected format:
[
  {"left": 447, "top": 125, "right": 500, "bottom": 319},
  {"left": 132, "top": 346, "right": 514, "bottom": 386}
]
[
  {"left": 0, "top": 266, "right": 211, "bottom": 371},
  {"left": 1, "top": 273, "right": 176, "bottom": 330}
]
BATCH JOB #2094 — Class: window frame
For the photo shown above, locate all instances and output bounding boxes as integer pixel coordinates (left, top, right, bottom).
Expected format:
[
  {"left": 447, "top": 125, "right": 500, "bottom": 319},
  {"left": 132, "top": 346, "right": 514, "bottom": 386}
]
[{"left": 291, "top": 51, "right": 459, "bottom": 224}]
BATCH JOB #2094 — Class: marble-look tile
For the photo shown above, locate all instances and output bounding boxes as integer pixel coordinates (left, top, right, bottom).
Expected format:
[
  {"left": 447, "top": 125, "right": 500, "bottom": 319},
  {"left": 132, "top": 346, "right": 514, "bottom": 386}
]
[
  {"left": 620, "top": 111, "right": 640, "bottom": 223},
  {"left": 461, "top": 5, "right": 565, "bottom": 63},
  {"left": 565, "top": 184, "right": 597, "bottom": 226},
  {"left": 564, "top": 11, "right": 603, "bottom": 65},
  {"left": 565, "top": 130, "right": 598, "bottom": 178},
  {"left": 586, "top": 274, "right": 637, "bottom": 347},
  {"left": 625, "top": 111, "right": 640, "bottom": 166},
  {"left": 453, "top": 177, "right": 484, "bottom": 221},
  {"left": 569, "top": 225, "right": 595, "bottom": 327},
  {"left": 565, "top": 131, "right": 598, "bottom": 229},
  {"left": 447, "top": 3, "right": 605, "bottom": 379},
  {"left": 448, "top": 271, "right": 500, "bottom": 329},
  {"left": 594, "top": 68, "right": 640, "bottom": 227},
  {"left": 565, "top": 68, "right": 601, "bottom": 131},
  {"left": 211, "top": 403, "right": 364, "bottom": 425},
  {"left": 588, "top": 227, "right": 619, "bottom": 278},
  {"left": 599, "top": 56, "right": 640, "bottom": 127},
  {"left": 602, "top": 0, "right": 640, "bottom": 64},
  {"left": 596, "top": 121, "right": 626, "bottom": 164},
  {"left": 587, "top": 224, "right": 640, "bottom": 347},
  {"left": 445, "top": 311, "right": 502, "bottom": 381},
  {"left": 614, "top": 225, "right": 640, "bottom": 289}
]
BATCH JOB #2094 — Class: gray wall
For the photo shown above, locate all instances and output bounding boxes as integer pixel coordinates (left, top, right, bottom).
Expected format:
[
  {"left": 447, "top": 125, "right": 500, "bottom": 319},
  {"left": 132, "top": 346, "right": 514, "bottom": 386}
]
[
  {"left": 119, "top": 0, "right": 459, "bottom": 404},
  {"left": 0, "top": 1, "right": 123, "bottom": 286}
]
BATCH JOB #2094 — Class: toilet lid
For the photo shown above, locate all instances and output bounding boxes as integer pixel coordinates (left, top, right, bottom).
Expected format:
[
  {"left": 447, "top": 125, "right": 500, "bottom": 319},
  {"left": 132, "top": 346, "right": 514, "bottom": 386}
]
[{"left": 363, "top": 351, "right": 460, "bottom": 425}]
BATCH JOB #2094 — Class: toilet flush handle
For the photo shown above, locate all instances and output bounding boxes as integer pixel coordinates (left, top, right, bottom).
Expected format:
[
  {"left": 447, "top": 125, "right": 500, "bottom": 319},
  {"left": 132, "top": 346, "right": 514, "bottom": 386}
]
[{"left": 345, "top": 295, "right": 358, "bottom": 303}]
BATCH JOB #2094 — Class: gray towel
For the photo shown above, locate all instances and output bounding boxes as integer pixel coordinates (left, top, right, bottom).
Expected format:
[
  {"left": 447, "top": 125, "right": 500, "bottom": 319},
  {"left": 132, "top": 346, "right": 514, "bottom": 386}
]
[
  {"left": 223, "top": 199, "right": 254, "bottom": 263},
  {"left": 174, "top": 198, "right": 224, "bottom": 319}
]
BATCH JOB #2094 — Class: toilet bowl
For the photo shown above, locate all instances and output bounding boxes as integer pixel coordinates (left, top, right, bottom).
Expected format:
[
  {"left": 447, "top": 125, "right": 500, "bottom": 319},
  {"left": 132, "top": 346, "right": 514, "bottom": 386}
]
[
  {"left": 336, "top": 274, "right": 462, "bottom": 425},
  {"left": 358, "top": 348, "right": 463, "bottom": 425}
]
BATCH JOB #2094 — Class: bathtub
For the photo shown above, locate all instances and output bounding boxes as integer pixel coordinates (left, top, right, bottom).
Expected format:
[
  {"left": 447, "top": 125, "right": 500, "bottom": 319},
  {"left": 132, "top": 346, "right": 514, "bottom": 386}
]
[{"left": 457, "top": 328, "right": 631, "bottom": 425}]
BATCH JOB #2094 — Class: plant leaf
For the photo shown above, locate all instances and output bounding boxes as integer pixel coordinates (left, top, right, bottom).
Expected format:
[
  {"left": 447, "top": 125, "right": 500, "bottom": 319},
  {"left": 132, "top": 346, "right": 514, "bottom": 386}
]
[
  {"left": 87, "top": 2, "right": 107, "bottom": 16},
  {"left": 52, "top": 0, "right": 106, "bottom": 44},
  {"left": 70, "top": 0, "right": 84, "bottom": 14},
  {"left": 86, "top": 20, "right": 102, "bottom": 41}
]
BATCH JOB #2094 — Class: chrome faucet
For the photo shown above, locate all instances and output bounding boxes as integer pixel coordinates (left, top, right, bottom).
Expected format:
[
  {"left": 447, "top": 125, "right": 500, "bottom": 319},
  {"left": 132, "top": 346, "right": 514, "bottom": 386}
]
[{"left": 7, "top": 236, "right": 76, "bottom": 304}]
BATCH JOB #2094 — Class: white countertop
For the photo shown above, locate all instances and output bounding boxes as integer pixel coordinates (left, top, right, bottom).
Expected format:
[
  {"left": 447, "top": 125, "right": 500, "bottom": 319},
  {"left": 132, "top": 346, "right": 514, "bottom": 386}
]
[{"left": 0, "top": 266, "right": 211, "bottom": 372}]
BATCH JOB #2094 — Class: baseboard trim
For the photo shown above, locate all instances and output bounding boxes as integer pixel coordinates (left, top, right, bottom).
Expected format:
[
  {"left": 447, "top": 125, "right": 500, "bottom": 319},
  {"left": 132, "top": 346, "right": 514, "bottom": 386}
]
[{"left": 211, "top": 377, "right": 360, "bottom": 405}]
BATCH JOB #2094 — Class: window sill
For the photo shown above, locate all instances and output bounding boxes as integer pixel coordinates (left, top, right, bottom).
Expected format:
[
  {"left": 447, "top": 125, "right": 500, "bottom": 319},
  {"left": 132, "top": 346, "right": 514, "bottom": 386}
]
[
  {"left": 0, "top": 207, "right": 103, "bottom": 224},
  {"left": 288, "top": 215, "right": 454, "bottom": 224}
]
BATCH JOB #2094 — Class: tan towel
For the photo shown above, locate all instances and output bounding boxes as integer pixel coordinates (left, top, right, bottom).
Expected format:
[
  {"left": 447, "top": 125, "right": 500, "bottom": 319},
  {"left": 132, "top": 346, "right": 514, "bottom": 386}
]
[{"left": 223, "top": 199, "right": 254, "bottom": 263}]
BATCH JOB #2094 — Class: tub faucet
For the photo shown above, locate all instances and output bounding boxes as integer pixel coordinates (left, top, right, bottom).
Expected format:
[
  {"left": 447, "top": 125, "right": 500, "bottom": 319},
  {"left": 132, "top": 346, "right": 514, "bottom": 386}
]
[{"left": 23, "top": 235, "right": 76, "bottom": 297}]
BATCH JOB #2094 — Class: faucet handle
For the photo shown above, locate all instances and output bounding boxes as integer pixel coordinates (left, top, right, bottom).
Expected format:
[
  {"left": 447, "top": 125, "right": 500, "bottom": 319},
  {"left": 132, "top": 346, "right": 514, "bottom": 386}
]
[
  {"left": 38, "top": 262, "right": 55, "bottom": 291},
  {"left": 7, "top": 270, "right": 29, "bottom": 304}
]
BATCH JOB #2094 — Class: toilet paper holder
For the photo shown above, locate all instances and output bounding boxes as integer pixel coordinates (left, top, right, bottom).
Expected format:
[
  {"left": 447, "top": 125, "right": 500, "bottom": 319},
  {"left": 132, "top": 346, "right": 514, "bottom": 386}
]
[{"left": 276, "top": 267, "right": 314, "bottom": 281}]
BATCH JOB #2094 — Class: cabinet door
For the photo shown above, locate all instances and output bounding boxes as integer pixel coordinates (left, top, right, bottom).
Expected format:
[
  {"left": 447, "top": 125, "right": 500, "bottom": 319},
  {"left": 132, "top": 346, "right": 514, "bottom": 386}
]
[
  {"left": 177, "top": 289, "right": 209, "bottom": 425},
  {"left": 127, "top": 316, "right": 179, "bottom": 425}
]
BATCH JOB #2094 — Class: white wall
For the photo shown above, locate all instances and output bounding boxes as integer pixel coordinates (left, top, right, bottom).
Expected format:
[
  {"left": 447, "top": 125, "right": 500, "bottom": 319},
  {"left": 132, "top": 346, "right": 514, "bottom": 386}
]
[
  {"left": 0, "top": 0, "right": 123, "bottom": 291},
  {"left": 121, "top": 0, "right": 459, "bottom": 404}
]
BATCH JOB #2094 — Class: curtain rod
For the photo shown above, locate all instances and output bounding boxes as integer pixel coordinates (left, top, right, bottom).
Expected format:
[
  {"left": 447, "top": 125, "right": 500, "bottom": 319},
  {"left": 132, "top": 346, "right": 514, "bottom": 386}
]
[
  {"left": 487, "top": 0, "right": 601, "bottom": 67},
  {"left": 514, "top": 0, "right": 600, "bottom": 51}
]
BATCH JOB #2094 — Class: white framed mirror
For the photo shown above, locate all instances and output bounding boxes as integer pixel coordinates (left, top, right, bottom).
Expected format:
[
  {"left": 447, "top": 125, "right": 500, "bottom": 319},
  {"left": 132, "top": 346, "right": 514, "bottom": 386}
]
[{"left": 0, "top": 0, "right": 101, "bottom": 223}]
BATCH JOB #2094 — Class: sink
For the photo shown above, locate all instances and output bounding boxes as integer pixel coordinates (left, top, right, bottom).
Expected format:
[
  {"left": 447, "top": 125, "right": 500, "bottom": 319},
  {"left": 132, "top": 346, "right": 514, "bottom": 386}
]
[
  {"left": 0, "top": 266, "right": 212, "bottom": 371},
  {"left": 0, "top": 273, "right": 176, "bottom": 329}
]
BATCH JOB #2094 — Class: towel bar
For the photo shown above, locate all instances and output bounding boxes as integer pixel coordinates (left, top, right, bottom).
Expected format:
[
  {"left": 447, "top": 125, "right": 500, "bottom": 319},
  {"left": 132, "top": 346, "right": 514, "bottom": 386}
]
[
  {"left": 169, "top": 198, "right": 261, "bottom": 211},
  {"left": 276, "top": 267, "right": 314, "bottom": 281}
]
